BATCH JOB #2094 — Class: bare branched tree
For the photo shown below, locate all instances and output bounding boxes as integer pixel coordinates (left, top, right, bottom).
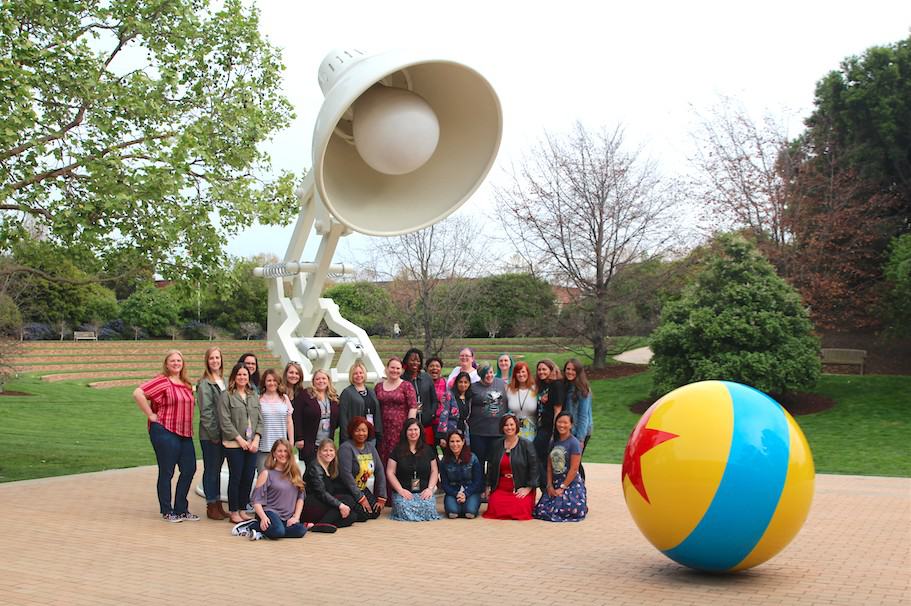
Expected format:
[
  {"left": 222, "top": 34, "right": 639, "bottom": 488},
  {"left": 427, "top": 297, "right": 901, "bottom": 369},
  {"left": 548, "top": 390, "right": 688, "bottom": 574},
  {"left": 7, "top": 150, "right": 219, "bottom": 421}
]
[
  {"left": 690, "top": 98, "right": 802, "bottom": 254},
  {"left": 496, "top": 123, "right": 680, "bottom": 367},
  {"left": 374, "top": 216, "right": 483, "bottom": 356}
]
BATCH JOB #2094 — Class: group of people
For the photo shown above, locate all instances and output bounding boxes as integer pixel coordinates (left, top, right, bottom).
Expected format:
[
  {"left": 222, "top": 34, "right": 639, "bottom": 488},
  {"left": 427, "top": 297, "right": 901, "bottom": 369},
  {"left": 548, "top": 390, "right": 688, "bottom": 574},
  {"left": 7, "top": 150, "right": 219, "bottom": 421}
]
[{"left": 132, "top": 346, "right": 592, "bottom": 540}]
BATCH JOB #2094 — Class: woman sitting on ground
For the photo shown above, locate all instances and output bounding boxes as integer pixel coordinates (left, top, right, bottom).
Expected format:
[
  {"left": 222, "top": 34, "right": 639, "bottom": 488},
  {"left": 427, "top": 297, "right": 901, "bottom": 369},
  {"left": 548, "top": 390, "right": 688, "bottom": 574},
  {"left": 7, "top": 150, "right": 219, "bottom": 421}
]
[
  {"left": 483, "top": 414, "right": 538, "bottom": 521},
  {"left": 386, "top": 418, "right": 440, "bottom": 522},
  {"left": 338, "top": 417, "right": 387, "bottom": 520},
  {"left": 242, "top": 439, "right": 306, "bottom": 540},
  {"left": 338, "top": 360, "right": 382, "bottom": 446},
  {"left": 301, "top": 439, "right": 358, "bottom": 532},
  {"left": 533, "top": 411, "right": 588, "bottom": 522},
  {"left": 438, "top": 429, "right": 484, "bottom": 519}
]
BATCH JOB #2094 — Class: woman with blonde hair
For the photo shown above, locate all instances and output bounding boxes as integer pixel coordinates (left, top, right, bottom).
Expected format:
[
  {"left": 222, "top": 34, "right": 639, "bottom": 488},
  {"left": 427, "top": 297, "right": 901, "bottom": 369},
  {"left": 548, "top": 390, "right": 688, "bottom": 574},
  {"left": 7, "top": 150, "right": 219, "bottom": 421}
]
[
  {"left": 133, "top": 350, "right": 198, "bottom": 523},
  {"left": 196, "top": 347, "right": 228, "bottom": 520},
  {"left": 239, "top": 439, "right": 307, "bottom": 540},
  {"left": 219, "top": 362, "right": 263, "bottom": 523},
  {"left": 257, "top": 368, "right": 294, "bottom": 472},
  {"left": 338, "top": 360, "right": 382, "bottom": 446},
  {"left": 293, "top": 369, "right": 340, "bottom": 463}
]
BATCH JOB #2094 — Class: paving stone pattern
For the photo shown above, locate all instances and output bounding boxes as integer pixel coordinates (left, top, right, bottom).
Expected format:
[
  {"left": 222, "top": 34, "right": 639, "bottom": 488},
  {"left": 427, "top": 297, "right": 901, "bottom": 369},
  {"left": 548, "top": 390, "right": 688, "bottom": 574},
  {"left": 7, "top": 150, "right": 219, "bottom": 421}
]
[{"left": 0, "top": 464, "right": 908, "bottom": 605}]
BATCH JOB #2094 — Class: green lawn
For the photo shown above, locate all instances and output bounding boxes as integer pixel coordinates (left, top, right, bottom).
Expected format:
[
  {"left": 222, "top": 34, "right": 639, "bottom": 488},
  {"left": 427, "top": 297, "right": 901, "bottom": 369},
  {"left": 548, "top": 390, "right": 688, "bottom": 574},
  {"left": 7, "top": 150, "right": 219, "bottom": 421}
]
[{"left": 0, "top": 370, "right": 908, "bottom": 482}]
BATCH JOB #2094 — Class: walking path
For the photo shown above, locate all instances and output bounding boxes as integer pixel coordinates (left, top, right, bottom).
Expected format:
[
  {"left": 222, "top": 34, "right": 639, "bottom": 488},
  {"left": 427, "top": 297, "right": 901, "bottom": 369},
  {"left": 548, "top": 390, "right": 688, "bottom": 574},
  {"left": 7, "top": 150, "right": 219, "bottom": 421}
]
[
  {"left": 0, "top": 463, "right": 907, "bottom": 605},
  {"left": 613, "top": 345, "right": 654, "bottom": 365}
]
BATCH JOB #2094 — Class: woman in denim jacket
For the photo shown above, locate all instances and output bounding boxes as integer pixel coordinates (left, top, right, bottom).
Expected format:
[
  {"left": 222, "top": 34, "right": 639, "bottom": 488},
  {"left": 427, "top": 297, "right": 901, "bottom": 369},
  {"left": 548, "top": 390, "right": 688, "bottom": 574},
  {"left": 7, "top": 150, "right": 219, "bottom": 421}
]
[{"left": 438, "top": 429, "right": 484, "bottom": 519}]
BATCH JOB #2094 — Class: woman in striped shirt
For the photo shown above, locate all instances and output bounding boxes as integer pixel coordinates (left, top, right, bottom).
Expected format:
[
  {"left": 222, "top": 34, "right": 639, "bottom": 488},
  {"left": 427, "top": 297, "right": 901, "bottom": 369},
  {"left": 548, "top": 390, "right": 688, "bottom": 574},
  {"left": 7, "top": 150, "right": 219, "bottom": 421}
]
[
  {"left": 257, "top": 369, "right": 294, "bottom": 473},
  {"left": 132, "top": 350, "right": 199, "bottom": 523}
]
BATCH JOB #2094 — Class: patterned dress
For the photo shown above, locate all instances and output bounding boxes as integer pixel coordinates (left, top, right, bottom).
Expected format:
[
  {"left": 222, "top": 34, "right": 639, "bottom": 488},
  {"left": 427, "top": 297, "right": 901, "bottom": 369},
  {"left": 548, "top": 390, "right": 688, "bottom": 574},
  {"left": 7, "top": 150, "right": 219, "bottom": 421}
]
[
  {"left": 533, "top": 436, "right": 588, "bottom": 522},
  {"left": 376, "top": 380, "right": 417, "bottom": 466}
]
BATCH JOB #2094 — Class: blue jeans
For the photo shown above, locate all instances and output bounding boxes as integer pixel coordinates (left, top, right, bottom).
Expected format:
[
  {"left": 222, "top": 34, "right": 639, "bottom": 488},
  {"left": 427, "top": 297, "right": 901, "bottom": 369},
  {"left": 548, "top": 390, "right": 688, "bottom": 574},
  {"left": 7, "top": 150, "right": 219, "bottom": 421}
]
[
  {"left": 224, "top": 447, "right": 257, "bottom": 512},
  {"left": 199, "top": 439, "right": 224, "bottom": 503},
  {"left": 252, "top": 509, "right": 307, "bottom": 539},
  {"left": 148, "top": 422, "right": 196, "bottom": 515},
  {"left": 471, "top": 435, "right": 497, "bottom": 474},
  {"left": 444, "top": 492, "right": 481, "bottom": 517}
]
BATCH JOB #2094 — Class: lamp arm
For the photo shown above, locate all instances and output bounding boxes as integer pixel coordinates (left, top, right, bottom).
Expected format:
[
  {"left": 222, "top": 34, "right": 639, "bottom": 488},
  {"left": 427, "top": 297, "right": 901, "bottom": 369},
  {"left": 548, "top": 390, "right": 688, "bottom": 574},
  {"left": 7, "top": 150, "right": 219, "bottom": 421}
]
[{"left": 257, "top": 177, "right": 385, "bottom": 388}]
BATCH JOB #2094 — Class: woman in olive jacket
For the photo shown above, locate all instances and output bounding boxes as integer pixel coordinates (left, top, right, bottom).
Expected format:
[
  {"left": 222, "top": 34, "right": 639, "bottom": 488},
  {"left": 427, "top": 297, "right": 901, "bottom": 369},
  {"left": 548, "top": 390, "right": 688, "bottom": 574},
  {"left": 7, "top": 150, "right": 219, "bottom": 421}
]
[
  {"left": 218, "top": 362, "right": 264, "bottom": 523},
  {"left": 196, "top": 346, "right": 227, "bottom": 520}
]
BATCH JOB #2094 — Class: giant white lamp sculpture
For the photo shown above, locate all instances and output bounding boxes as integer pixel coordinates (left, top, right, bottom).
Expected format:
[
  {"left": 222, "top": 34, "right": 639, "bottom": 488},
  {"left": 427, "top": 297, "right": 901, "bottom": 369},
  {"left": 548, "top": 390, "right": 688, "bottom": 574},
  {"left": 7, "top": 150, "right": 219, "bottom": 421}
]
[{"left": 254, "top": 49, "right": 502, "bottom": 387}]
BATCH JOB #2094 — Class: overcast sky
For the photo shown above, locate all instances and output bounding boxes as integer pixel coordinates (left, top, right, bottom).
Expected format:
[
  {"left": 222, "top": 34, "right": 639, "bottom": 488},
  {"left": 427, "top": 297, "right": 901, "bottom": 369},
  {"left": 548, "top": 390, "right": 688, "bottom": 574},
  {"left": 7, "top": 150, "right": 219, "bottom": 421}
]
[{"left": 226, "top": 0, "right": 911, "bottom": 268}]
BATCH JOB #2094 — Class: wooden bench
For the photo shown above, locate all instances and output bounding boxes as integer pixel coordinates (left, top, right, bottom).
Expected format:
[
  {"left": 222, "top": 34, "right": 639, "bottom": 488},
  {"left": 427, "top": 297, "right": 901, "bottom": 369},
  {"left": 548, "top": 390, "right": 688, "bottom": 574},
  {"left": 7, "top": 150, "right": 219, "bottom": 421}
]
[
  {"left": 73, "top": 331, "right": 98, "bottom": 341},
  {"left": 821, "top": 348, "right": 867, "bottom": 375}
]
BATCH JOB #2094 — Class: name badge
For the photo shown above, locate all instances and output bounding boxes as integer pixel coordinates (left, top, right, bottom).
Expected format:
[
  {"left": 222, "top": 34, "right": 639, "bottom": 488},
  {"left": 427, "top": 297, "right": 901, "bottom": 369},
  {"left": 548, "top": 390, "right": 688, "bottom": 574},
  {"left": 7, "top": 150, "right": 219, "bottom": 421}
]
[
  {"left": 366, "top": 413, "right": 374, "bottom": 426},
  {"left": 321, "top": 418, "right": 330, "bottom": 431}
]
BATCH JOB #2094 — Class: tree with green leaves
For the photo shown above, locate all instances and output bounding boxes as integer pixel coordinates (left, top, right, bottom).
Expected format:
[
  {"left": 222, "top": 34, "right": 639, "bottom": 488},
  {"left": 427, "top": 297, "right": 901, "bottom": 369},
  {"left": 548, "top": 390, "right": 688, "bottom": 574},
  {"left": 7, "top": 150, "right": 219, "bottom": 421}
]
[
  {"left": 6, "top": 240, "right": 118, "bottom": 326},
  {"left": 322, "top": 282, "right": 395, "bottom": 336},
  {"left": 883, "top": 234, "right": 911, "bottom": 336},
  {"left": 802, "top": 35, "right": 910, "bottom": 219},
  {"left": 651, "top": 234, "right": 820, "bottom": 396},
  {"left": 121, "top": 283, "right": 179, "bottom": 337},
  {"left": 0, "top": 0, "right": 298, "bottom": 277},
  {"left": 465, "top": 273, "right": 556, "bottom": 338}
]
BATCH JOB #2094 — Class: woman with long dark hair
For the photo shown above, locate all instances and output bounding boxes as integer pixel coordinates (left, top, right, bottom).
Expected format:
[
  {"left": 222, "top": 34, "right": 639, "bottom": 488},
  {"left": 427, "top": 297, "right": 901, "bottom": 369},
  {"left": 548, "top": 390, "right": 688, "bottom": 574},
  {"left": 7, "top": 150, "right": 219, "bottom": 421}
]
[
  {"left": 402, "top": 347, "right": 439, "bottom": 447},
  {"left": 436, "top": 371, "right": 471, "bottom": 447},
  {"left": 237, "top": 352, "right": 260, "bottom": 394},
  {"left": 533, "top": 412, "right": 588, "bottom": 522},
  {"left": 533, "top": 359, "right": 563, "bottom": 482},
  {"left": 562, "top": 359, "right": 593, "bottom": 449},
  {"left": 133, "top": 350, "right": 198, "bottom": 522},
  {"left": 438, "top": 429, "right": 483, "bottom": 519},
  {"left": 219, "top": 362, "right": 263, "bottom": 523},
  {"left": 386, "top": 418, "right": 440, "bottom": 521}
]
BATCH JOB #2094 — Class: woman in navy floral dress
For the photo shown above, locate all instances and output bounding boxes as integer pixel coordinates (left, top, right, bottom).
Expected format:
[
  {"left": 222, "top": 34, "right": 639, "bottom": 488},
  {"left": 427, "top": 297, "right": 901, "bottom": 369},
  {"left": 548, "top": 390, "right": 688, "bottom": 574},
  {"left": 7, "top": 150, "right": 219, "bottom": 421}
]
[{"left": 534, "top": 411, "right": 588, "bottom": 522}]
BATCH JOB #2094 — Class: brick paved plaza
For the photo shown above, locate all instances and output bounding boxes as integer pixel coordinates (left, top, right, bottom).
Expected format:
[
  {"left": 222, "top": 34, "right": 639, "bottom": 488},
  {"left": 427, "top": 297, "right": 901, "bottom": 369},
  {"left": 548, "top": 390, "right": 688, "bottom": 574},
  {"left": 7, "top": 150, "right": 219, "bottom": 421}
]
[{"left": 0, "top": 463, "right": 908, "bottom": 605}]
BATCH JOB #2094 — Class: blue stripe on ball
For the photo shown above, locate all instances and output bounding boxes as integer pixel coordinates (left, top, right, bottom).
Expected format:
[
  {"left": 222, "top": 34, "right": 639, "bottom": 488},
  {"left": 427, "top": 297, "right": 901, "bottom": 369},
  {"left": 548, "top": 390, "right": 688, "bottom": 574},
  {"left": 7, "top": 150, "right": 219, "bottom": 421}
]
[{"left": 663, "top": 382, "right": 790, "bottom": 571}]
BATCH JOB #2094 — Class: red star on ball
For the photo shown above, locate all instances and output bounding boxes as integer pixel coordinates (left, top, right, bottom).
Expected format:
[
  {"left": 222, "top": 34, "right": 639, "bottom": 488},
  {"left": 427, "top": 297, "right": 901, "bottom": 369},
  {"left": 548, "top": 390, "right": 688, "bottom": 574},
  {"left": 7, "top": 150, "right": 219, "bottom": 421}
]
[{"left": 622, "top": 408, "right": 678, "bottom": 504}]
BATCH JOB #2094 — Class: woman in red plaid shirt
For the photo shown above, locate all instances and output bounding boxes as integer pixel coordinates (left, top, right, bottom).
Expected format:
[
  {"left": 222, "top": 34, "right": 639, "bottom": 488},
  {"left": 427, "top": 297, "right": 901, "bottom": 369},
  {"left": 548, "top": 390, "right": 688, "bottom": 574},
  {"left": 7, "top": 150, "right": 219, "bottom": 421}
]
[{"left": 133, "top": 351, "right": 199, "bottom": 523}]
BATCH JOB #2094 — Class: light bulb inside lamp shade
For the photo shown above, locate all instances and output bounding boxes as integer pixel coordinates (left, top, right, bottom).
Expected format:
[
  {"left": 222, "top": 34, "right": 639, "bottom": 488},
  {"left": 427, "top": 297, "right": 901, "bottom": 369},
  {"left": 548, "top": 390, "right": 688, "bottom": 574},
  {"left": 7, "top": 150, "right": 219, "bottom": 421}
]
[{"left": 352, "top": 85, "right": 440, "bottom": 175}]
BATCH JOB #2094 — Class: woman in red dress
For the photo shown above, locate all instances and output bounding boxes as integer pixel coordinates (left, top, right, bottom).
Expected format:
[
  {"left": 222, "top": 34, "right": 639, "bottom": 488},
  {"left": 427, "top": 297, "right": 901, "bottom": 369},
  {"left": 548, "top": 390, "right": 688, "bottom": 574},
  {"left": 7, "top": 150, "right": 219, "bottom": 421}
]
[
  {"left": 375, "top": 356, "right": 418, "bottom": 468},
  {"left": 483, "top": 414, "right": 538, "bottom": 520}
]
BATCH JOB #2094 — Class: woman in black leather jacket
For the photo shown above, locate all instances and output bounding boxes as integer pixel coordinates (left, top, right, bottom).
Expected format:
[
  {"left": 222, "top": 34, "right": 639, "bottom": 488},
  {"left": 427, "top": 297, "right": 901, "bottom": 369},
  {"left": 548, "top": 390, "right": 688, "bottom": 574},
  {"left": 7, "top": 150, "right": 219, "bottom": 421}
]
[
  {"left": 301, "top": 439, "right": 360, "bottom": 532},
  {"left": 483, "top": 414, "right": 538, "bottom": 520}
]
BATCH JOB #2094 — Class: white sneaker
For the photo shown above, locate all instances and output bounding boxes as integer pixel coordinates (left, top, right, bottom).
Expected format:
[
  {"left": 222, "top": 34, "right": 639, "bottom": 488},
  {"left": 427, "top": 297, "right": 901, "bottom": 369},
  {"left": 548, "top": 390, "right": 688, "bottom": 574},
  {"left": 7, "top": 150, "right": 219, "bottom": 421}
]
[
  {"left": 248, "top": 529, "right": 263, "bottom": 541},
  {"left": 231, "top": 520, "right": 255, "bottom": 536}
]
